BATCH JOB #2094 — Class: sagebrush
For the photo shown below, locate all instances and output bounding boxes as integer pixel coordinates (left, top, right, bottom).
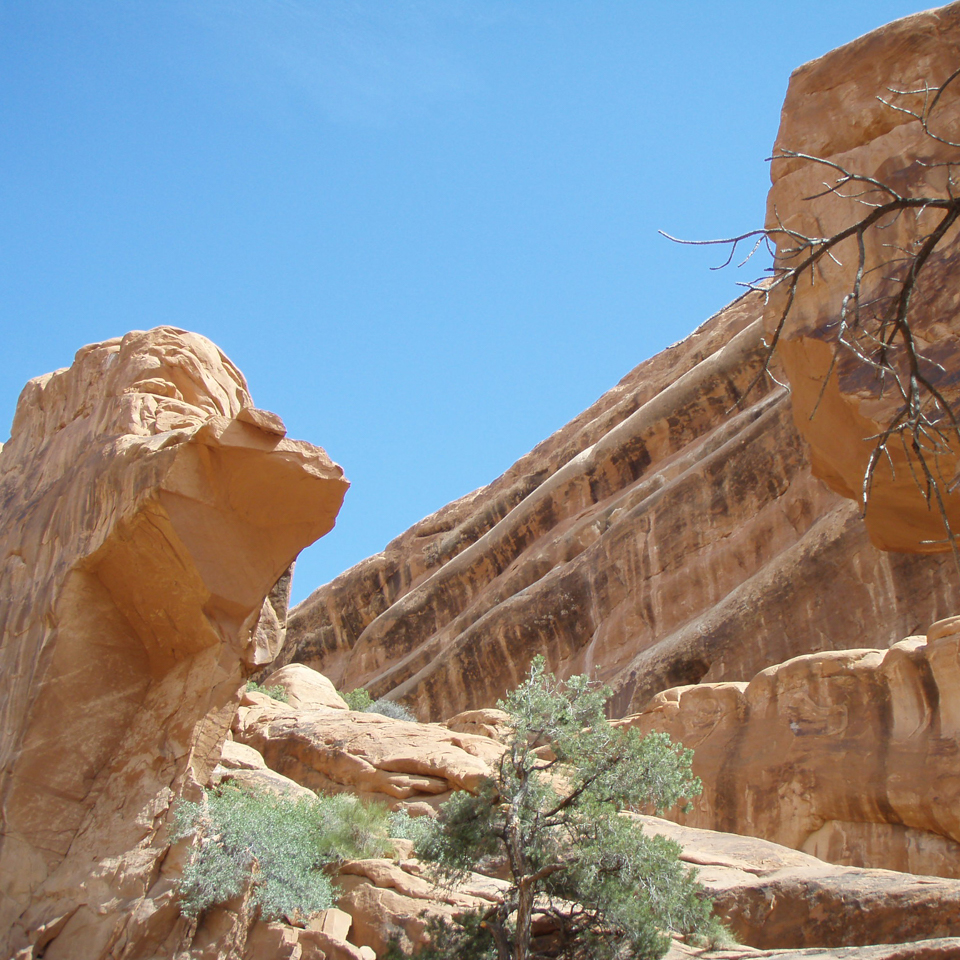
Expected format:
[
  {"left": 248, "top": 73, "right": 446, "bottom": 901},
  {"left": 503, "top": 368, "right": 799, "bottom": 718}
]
[
  {"left": 343, "top": 686, "right": 417, "bottom": 721},
  {"left": 173, "top": 786, "right": 401, "bottom": 921}
]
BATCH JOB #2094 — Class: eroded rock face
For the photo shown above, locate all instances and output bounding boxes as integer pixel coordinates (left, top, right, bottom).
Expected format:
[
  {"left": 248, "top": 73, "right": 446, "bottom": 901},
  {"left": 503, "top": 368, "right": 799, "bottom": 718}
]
[
  {"left": 286, "top": 294, "right": 958, "bottom": 720},
  {"left": 627, "top": 616, "right": 960, "bottom": 879},
  {"left": 638, "top": 816, "right": 960, "bottom": 951},
  {"left": 764, "top": 2, "right": 960, "bottom": 552},
  {"left": 232, "top": 683, "right": 503, "bottom": 816},
  {"left": 0, "top": 327, "right": 348, "bottom": 959},
  {"left": 639, "top": 816, "right": 960, "bottom": 950}
]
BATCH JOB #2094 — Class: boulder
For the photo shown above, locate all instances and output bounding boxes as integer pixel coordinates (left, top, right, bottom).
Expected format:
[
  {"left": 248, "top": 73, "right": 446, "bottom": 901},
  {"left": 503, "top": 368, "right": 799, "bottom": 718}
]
[
  {"left": 261, "top": 663, "right": 350, "bottom": 711},
  {"left": 443, "top": 708, "right": 511, "bottom": 741},
  {"left": 232, "top": 694, "right": 502, "bottom": 809},
  {"left": 638, "top": 816, "right": 960, "bottom": 949},
  {"left": 0, "top": 327, "right": 348, "bottom": 959},
  {"left": 763, "top": 2, "right": 960, "bottom": 552},
  {"left": 335, "top": 858, "right": 506, "bottom": 956}
]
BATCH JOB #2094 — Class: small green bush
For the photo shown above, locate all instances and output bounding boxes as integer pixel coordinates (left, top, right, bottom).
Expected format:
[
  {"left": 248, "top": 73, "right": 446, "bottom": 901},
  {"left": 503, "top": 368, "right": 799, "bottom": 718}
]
[
  {"left": 367, "top": 698, "right": 417, "bottom": 722},
  {"left": 343, "top": 688, "right": 373, "bottom": 711},
  {"left": 245, "top": 680, "right": 289, "bottom": 703},
  {"left": 399, "top": 655, "right": 716, "bottom": 960},
  {"left": 388, "top": 808, "right": 435, "bottom": 846},
  {"left": 173, "top": 786, "right": 399, "bottom": 921},
  {"left": 342, "top": 687, "right": 417, "bottom": 721}
]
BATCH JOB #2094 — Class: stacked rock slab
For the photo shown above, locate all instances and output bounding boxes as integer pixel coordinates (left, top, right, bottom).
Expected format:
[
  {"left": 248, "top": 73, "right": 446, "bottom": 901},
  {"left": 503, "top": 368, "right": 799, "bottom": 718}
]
[
  {"left": 628, "top": 616, "right": 960, "bottom": 880},
  {"left": 286, "top": 291, "right": 958, "bottom": 721},
  {"left": 0, "top": 328, "right": 348, "bottom": 959},
  {"left": 763, "top": 1, "right": 960, "bottom": 550}
]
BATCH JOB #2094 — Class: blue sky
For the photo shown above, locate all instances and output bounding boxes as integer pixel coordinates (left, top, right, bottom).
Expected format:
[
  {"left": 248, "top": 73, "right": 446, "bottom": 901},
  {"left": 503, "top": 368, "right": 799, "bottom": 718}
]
[{"left": 1, "top": 1, "right": 933, "bottom": 603}]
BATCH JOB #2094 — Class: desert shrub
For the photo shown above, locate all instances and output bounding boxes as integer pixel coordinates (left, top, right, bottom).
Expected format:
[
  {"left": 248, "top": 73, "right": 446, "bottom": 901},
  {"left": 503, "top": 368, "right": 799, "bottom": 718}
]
[
  {"left": 342, "top": 687, "right": 417, "bottom": 721},
  {"left": 388, "top": 808, "right": 436, "bottom": 846},
  {"left": 313, "top": 793, "right": 396, "bottom": 862},
  {"left": 400, "top": 656, "right": 717, "bottom": 960},
  {"left": 367, "top": 697, "right": 417, "bottom": 722},
  {"left": 173, "top": 786, "right": 398, "bottom": 922},
  {"left": 245, "top": 679, "right": 289, "bottom": 703},
  {"left": 342, "top": 687, "right": 373, "bottom": 711}
]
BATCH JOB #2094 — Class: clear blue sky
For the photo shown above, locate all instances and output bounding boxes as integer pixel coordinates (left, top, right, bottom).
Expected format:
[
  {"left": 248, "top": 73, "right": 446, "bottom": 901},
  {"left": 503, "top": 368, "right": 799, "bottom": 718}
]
[{"left": 1, "top": 1, "right": 933, "bottom": 603}]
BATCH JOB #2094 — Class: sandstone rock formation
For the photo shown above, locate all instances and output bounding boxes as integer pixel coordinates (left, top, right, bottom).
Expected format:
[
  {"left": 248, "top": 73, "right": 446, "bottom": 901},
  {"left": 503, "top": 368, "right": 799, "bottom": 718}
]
[
  {"left": 333, "top": 813, "right": 960, "bottom": 955},
  {"left": 213, "top": 665, "right": 960, "bottom": 958},
  {"left": 763, "top": 1, "right": 960, "bottom": 552},
  {"left": 232, "top": 681, "right": 503, "bottom": 816},
  {"left": 286, "top": 292, "right": 958, "bottom": 721},
  {"left": 637, "top": 816, "right": 960, "bottom": 950},
  {"left": 0, "top": 327, "right": 348, "bottom": 959},
  {"left": 627, "top": 615, "right": 960, "bottom": 880}
]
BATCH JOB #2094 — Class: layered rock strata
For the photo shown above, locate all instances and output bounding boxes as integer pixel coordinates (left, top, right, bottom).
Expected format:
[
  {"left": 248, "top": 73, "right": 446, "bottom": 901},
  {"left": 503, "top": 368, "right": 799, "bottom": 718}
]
[
  {"left": 627, "top": 616, "right": 960, "bottom": 879},
  {"left": 763, "top": 1, "right": 960, "bottom": 550},
  {"left": 287, "top": 294, "right": 958, "bottom": 720},
  {"left": 0, "top": 328, "right": 348, "bottom": 959},
  {"left": 638, "top": 816, "right": 960, "bottom": 950},
  {"left": 232, "top": 682, "right": 503, "bottom": 816}
]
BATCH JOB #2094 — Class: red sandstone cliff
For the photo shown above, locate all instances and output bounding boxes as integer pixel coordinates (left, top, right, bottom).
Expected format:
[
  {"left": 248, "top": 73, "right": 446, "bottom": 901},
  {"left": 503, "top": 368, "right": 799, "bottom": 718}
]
[
  {"left": 285, "top": 292, "right": 958, "bottom": 720},
  {"left": 4, "top": 4, "right": 960, "bottom": 958},
  {"left": 0, "top": 328, "right": 348, "bottom": 959}
]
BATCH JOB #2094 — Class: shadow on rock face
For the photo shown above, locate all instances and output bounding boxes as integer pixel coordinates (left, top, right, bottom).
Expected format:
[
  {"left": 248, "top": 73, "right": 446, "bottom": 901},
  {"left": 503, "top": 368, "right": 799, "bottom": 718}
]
[{"left": 0, "top": 326, "right": 349, "bottom": 959}]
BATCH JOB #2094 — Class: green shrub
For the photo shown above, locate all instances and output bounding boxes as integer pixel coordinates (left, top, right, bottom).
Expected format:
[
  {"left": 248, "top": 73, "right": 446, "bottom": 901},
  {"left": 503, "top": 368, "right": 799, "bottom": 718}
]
[
  {"left": 343, "top": 688, "right": 373, "bottom": 711},
  {"left": 402, "top": 655, "right": 717, "bottom": 960},
  {"left": 245, "top": 680, "right": 289, "bottom": 703},
  {"left": 342, "top": 687, "right": 417, "bottom": 721},
  {"left": 367, "top": 697, "right": 417, "bottom": 722},
  {"left": 388, "top": 808, "right": 435, "bottom": 847},
  {"left": 173, "top": 786, "right": 399, "bottom": 922},
  {"left": 313, "top": 793, "right": 396, "bottom": 862}
]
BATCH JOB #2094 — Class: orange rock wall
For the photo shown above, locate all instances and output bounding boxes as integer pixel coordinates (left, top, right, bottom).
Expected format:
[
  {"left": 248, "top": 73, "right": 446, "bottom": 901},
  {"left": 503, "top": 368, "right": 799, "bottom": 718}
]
[
  {"left": 287, "top": 295, "right": 958, "bottom": 720},
  {"left": 764, "top": 2, "right": 960, "bottom": 551},
  {"left": 0, "top": 328, "right": 348, "bottom": 959},
  {"left": 628, "top": 616, "right": 960, "bottom": 880}
]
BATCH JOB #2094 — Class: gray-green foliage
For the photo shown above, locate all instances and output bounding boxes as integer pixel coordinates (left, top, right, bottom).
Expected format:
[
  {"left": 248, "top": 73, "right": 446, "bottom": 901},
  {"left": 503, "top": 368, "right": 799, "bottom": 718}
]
[
  {"left": 245, "top": 679, "right": 290, "bottom": 703},
  {"left": 388, "top": 808, "right": 436, "bottom": 846},
  {"left": 409, "top": 656, "right": 716, "bottom": 960},
  {"left": 173, "top": 786, "right": 397, "bottom": 922},
  {"left": 367, "top": 697, "right": 417, "bottom": 722},
  {"left": 343, "top": 687, "right": 417, "bottom": 722}
]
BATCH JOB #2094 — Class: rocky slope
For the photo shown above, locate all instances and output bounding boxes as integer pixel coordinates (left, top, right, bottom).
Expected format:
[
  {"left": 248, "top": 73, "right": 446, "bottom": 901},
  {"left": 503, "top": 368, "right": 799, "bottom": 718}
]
[
  {"left": 199, "top": 664, "right": 960, "bottom": 959},
  {"left": 286, "top": 298, "right": 957, "bottom": 722},
  {"left": 0, "top": 328, "right": 348, "bottom": 959}
]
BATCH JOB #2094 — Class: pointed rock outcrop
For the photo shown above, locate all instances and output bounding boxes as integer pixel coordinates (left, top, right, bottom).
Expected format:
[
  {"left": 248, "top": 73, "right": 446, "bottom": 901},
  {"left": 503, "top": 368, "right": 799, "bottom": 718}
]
[{"left": 0, "top": 327, "right": 348, "bottom": 959}]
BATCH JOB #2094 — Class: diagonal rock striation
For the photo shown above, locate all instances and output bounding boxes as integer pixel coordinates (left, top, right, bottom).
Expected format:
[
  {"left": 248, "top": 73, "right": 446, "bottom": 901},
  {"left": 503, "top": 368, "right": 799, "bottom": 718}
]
[{"left": 286, "top": 294, "right": 958, "bottom": 721}]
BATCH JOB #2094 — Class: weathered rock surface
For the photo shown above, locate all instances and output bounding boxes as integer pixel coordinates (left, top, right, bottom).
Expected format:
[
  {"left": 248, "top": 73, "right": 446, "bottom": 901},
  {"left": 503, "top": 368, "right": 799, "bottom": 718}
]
[
  {"left": 666, "top": 940, "right": 960, "bottom": 960},
  {"left": 260, "top": 662, "right": 350, "bottom": 711},
  {"left": 337, "top": 857, "right": 508, "bottom": 956},
  {"left": 286, "top": 292, "right": 958, "bottom": 721},
  {"left": 638, "top": 815, "right": 960, "bottom": 949},
  {"left": 0, "top": 327, "right": 348, "bottom": 959},
  {"left": 232, "top": 675, "right": 503, "bottom": 814},
  {"left": 764, "top": 2, "right": 960, "bottom": 552},
  {"left": 627, "top": 615, "right": 960, "bottom": 879}
]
